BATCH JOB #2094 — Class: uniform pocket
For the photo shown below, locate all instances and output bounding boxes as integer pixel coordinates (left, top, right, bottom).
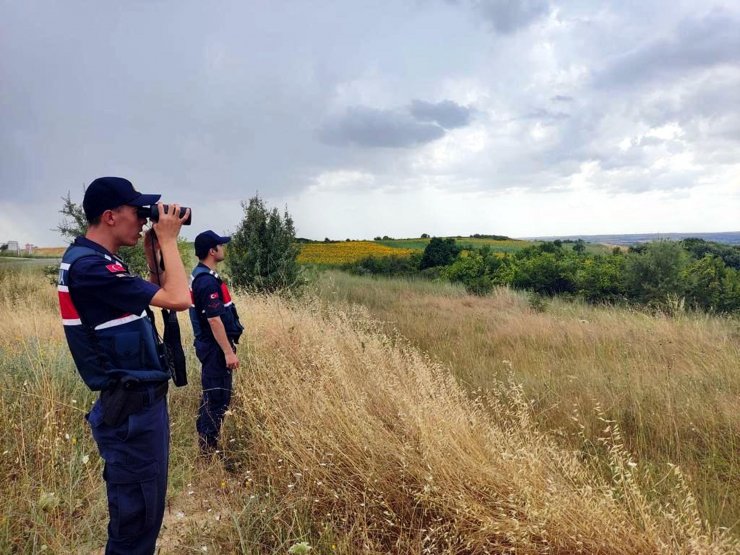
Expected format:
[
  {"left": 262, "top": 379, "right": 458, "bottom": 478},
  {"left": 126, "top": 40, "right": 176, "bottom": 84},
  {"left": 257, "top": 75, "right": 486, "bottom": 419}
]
[
  {"left": 85, "top": 399, "right": 104, "bottom": 429},
  {"left": 105, "top": 460, "right": 159, "bottom": 539},
  {"left": 113, "top": 331, "right": 144, "bottom": 369}
]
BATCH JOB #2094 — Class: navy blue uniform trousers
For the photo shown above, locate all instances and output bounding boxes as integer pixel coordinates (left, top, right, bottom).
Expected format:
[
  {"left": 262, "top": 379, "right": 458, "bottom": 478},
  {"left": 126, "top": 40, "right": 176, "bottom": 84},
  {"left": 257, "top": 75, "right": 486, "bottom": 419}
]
[
  {"left": 195, "top": 339, "right": 233, "bottom": 450},
  {"left": 86, "top": 388, "right": 169, "bottom": 555}
]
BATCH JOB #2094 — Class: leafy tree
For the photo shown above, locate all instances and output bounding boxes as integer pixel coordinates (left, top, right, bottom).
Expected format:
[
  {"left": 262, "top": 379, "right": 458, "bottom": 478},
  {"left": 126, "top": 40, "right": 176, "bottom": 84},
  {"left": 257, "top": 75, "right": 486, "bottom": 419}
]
[
  {"left": 57, "top": 191, "right": 88, "bottom": 240},
  {"left": 572, "top": 239, "right": 586, "bottom": 254},
  {"left": 680, "top": 238, "right": 740, "bottom": 270},
  {"left": 343, "top": 252, "right": 421, "bottom": 277},
  {"left": 228, "top": 195, "right": 301, "bottom": 292},
  {"left": 442, "top": 251, "right": 493, "bottom": 295},
  {"left": 420, "top": 237, "right": 460, "bottom": 270},
  {"left": 508, "top": 251, "right": 577, "bottom": 295},
  {"left": 682, "top": 254, "right": 740, "bottom": 313},
  {"left": 624, "top": 240, "right": 689, "bottom": 306},
  {"left": 574, "top": 253, "right": 627, "bottom": 303}
]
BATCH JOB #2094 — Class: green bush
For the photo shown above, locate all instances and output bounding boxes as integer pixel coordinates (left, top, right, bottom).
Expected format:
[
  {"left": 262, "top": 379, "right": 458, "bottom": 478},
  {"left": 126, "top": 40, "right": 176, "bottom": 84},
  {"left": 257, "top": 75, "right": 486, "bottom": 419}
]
[
  {"left": 442, "top": 251, "right": 493, "bottom": 295},
  {"left": 574, "top": 253, "right": 627, "bottom": 303},
  {"left": 228, "top": 195, "right": 302, "bottom": 293},
  {"left": 624, "top": 241, "right": 689, "bottom": 306},
  {"left": 343, "top": 253, "right": 421, "bottom": 277},
  {"left": 682, "top": 254, "right": 740, "bottom": 313},
  {"left": 420, "top": 237, "right": 460, "bottom": 270}
]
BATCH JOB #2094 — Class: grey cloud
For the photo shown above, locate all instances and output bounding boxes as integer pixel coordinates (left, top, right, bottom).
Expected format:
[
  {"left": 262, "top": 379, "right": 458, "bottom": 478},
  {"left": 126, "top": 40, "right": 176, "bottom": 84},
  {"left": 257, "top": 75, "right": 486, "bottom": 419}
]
[
  {"left": 409, "top": 99, "right": 473, "bottom": 129},
  {"left": 472, "top": 0, "right": 551, "bottom": 34},
  {"left": 551, "top": 95, "right": 574, "bottom": 103},
  {"left": 320, "top": 107, "right": 446, "bottom": 148},
  {"left": 519, "top": 108, "right": 570, "bottom": 121},
  {"left": 598, "top": 9, "right": 740, "bottom": 88}
]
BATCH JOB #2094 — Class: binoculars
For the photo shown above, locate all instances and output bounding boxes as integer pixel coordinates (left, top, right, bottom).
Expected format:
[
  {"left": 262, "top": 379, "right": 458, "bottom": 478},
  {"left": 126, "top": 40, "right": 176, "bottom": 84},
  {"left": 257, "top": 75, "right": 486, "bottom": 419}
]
[{"left": 137, "top": 204, "right": 192, "bottom": 225}]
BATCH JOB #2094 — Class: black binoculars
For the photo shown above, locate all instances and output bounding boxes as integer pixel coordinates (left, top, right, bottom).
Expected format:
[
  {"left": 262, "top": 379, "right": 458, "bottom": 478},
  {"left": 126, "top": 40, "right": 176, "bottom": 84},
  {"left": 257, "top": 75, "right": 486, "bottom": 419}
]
[{"left": 137, "top": 204, "right": 192, "bottom": 225}]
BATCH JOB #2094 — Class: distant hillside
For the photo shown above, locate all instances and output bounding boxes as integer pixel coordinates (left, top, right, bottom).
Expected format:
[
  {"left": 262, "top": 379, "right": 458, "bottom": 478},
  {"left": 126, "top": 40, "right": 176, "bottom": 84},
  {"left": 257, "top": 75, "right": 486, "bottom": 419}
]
[{"left": 529, "top": 231, "right": 740, "bottom": 246}]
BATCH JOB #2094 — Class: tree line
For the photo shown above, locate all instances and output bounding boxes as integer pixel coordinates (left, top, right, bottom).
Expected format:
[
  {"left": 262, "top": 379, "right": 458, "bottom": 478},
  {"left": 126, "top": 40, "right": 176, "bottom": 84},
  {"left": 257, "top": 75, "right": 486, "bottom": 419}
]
[{"left": 344, "top": 237, "right": 740, "bottom": 314}]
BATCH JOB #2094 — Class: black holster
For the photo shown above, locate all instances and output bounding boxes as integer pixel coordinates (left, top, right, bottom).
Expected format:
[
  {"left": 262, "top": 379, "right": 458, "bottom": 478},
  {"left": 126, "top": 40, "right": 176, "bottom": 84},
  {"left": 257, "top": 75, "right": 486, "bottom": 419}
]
[{"left": 100, "top": 380, "right": 168, "bottom": 427}]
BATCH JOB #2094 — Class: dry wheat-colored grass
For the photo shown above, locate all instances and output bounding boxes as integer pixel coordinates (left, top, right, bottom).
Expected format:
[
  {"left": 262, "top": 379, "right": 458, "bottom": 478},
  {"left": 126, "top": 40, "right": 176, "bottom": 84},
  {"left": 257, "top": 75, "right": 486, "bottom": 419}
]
[
  {"left": 223, "top": 293, "right": 737, "bottom": 553},
  {"left": 2, "top": 269, "right": 738, "bottom": 553},
  {"left": 311, "top": 272, "right": 740, "bottom": 536}
]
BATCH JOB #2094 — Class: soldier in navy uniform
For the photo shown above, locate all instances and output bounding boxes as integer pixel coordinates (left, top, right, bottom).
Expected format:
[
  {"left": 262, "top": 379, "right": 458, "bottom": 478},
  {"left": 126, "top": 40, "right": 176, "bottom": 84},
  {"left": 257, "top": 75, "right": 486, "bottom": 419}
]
[
  {"left": 189, "top": 230, "right": 243, "bottom": 456},
  {"left": 58, "top": 177, "right": 191, "bottom": 554}
]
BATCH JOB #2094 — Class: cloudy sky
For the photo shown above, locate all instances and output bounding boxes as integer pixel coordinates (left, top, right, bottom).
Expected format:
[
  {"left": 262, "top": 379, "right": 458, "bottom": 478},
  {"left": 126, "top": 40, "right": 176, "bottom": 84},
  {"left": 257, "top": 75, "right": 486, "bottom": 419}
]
[{"left": 1, "top": 0, "right": 739, "bottom": 245}]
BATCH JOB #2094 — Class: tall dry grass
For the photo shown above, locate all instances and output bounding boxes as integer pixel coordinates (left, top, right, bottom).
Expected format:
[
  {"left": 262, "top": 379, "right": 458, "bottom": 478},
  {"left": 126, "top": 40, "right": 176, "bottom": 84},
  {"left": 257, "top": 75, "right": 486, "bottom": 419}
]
[
  {"left": 311, "top": 271, "right": 740, "bottom": 536},
  {"left": 214, "top": 293, "right": 736, "bottom": 553},
  {"left": 2, "top": 268, "right": 738, "bottom": 553},
  {"left": 0, "top": 268, "right": 204, "bottom": 552}
]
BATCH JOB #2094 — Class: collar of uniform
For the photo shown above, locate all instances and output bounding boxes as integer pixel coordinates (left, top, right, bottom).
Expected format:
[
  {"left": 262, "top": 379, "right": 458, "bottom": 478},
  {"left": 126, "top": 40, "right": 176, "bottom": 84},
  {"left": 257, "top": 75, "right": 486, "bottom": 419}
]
[
  {"left": 197, "top": 261, "right": 219, "bottom": 279},
  {"left": 74, "top": 236, "right": 124, "bottom": 263}
]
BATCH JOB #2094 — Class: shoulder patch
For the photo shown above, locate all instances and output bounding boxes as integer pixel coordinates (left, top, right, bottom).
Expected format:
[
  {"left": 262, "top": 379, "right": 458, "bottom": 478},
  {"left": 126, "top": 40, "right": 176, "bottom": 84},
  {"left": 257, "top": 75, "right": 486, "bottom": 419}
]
[
  {"left": 209, "top": 292, "right": 219, "bottom": 299},
  {"left": 106, "top": 262, "right": 126, "bottom": 273}
]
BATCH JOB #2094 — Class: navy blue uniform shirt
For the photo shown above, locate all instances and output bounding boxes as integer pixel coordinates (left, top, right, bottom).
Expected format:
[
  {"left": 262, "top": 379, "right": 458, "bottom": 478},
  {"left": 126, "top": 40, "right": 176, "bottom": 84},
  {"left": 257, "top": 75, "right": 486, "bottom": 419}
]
[
  {"left": 68, "top": 237, "right": 160, "bottom": 328},
  {"left": 191, "top": 263, "right": 228, "bottom": 342}
]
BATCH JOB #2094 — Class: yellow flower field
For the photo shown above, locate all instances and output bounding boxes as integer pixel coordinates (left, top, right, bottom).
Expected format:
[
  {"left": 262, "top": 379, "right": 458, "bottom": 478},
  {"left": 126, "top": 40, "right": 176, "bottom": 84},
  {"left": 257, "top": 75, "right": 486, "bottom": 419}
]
[{"left": 297, "top": 241, "right": 414, "bottom": 265}]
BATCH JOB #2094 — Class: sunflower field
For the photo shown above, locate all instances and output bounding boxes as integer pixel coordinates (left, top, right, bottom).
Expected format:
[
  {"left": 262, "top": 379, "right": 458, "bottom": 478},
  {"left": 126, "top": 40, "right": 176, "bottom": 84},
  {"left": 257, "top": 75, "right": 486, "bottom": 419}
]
[{"left": 297, "top": 241, "right": 415, "bottom": 265}]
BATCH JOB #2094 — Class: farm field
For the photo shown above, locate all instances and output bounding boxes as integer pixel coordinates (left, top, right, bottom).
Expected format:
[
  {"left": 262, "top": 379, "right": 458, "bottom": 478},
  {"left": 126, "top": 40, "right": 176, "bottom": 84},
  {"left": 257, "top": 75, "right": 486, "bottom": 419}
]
[
  {"left": 383, "top": 236, "right": 616, "bottom": 255},
  {"left": 376, "top": 236, "right": 532, "bottom": 252},
  {"left": 296, "top": 240, "right": 415, "bottom": 265},
  {"left": 1, "top": 266, "right": 738, "bottom": 553},
  {"left": 297, "top": 236, "right": 615, "bottom": 266}
]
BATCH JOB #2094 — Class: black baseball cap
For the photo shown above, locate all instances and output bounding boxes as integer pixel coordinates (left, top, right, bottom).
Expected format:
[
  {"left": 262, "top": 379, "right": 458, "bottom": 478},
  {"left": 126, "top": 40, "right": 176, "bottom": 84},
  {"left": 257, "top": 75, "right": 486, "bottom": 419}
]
[
  {"left": 194, "top": 230, "right": 231, "bottom": 258},
  {"left": 83, "top": 177, "right": 161, "bottom": 221}
]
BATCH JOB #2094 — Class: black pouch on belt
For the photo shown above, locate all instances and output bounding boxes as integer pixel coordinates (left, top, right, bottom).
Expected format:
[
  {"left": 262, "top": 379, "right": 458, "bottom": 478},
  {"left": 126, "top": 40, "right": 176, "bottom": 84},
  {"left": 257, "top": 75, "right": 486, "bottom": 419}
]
[{"left": 100, "top": 383, "right": 132, "bottom": 427}]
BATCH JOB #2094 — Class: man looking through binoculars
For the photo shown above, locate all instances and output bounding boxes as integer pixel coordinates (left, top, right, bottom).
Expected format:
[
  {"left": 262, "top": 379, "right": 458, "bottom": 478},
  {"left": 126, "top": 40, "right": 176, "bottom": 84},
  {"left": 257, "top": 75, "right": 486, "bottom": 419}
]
[{"left": 58, "top": 176, "right": 190, "bottom": 554}]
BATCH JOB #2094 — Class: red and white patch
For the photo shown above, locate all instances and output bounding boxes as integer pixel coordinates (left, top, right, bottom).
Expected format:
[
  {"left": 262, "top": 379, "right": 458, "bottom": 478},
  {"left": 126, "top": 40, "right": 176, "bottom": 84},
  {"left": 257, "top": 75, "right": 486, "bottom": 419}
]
[
  {"left": 58, "top": 291, "right": 80, "bottom": 320},
  {"left": 209, "top": 292, "right": 219, "bottom": 300},
  {"left": 221, "top": 283, "right": 232, "bottom": 303},
  {"left": 105, "top": 262, "right": 126, "bottom": 273}
]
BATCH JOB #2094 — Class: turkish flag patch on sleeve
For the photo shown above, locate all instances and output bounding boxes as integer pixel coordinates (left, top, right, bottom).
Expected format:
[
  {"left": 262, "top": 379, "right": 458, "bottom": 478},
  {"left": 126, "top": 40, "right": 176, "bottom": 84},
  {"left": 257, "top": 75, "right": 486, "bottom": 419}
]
[
  {"left": 209, "top": 292, "right": 219, "bottom": 299},
  {"left": 106, "top": 263, "right": 126, "bottom": 273}
]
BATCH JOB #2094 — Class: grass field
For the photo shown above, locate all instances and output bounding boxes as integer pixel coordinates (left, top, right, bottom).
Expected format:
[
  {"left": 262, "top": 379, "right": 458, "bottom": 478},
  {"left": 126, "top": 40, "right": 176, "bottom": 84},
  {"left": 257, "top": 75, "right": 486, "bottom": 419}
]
[
  {"left": 1, "top": 266, "right": 738, "bottom": 553},
  {"left": 312, "top": 271, "right": 740, "bottom": 538}
]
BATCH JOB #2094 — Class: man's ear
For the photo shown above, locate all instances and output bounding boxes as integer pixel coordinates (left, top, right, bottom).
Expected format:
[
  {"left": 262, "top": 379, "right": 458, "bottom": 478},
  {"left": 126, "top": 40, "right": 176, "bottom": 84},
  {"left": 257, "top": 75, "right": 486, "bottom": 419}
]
[{"left": 100, "top": 209, "right": 116, "bottom": 226}]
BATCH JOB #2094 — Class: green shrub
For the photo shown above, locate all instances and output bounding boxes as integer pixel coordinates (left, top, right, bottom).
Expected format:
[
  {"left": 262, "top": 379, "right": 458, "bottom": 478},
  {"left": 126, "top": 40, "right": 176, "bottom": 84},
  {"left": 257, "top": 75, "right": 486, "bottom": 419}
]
[{"left": 228, "top": 195, "right": 302, "bottom": 292}]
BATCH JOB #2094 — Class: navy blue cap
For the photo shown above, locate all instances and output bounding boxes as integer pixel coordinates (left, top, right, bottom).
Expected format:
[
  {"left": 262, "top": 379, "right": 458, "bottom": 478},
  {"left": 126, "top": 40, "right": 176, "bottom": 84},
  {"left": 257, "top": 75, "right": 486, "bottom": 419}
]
[
  {"left": 194, "top": 230, "right": 231, "bottom": 258},
  {"left": 83, "top": 177, "right": 161, "bottom": 221}
]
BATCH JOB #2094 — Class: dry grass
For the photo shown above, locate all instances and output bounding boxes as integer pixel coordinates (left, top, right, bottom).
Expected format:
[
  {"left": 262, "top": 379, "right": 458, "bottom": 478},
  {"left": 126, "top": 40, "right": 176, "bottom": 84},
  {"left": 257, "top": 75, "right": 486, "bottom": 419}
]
[
  {"left": 216, "top": 293, "right": 737, "bottom": 553},
  {"left": 312, "top": 271, "right": 740, "bottom": 537},
  {"left": 2, "top": 268, "right": 738, "bottom": 553}
]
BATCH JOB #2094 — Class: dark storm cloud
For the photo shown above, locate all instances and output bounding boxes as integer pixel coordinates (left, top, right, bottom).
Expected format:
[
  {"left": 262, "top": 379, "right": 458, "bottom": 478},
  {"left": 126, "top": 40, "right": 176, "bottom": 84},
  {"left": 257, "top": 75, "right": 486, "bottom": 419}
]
[
  {"left": 409, "top": 99, "right": 473, "bottom": 129},
  {"left": 320, "top": 106, "right": 446, "bottom": 148},
  {"left": 472, "top": 0, "right": 551, "bottom": 34},
  {"left": 597, "top": 9, "right": 740, "bottom": 88}
]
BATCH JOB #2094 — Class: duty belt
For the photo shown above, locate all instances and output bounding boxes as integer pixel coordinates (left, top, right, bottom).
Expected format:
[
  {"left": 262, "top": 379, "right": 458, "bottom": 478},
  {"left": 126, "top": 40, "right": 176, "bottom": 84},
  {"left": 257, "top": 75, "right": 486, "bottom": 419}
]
[{"left": 100, "top": 381, "right": 169, "bottom": 427}]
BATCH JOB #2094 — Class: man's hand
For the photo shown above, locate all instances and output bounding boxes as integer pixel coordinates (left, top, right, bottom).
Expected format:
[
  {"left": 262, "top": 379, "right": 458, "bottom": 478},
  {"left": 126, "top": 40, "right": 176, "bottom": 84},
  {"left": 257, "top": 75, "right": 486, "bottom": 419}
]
[
  {"left": 224, "top": 350, "right": 239, "bottom": 370},
  {"left": 152, "top": 203, "right": 190, "bottom": 243},
  {"left": 149, "top": 202, "right": 192, "bottom": 311}
]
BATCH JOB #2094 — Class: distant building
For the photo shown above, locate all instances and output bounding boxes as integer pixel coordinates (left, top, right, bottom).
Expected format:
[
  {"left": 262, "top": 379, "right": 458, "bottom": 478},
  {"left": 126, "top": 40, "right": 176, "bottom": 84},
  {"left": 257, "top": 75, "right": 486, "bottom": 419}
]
[
  {"left": 25, "top": 243, "right": 36, "bottom": 255},
  {"left": 6, "top": 241, "right": 20, "bottom": 255}
]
